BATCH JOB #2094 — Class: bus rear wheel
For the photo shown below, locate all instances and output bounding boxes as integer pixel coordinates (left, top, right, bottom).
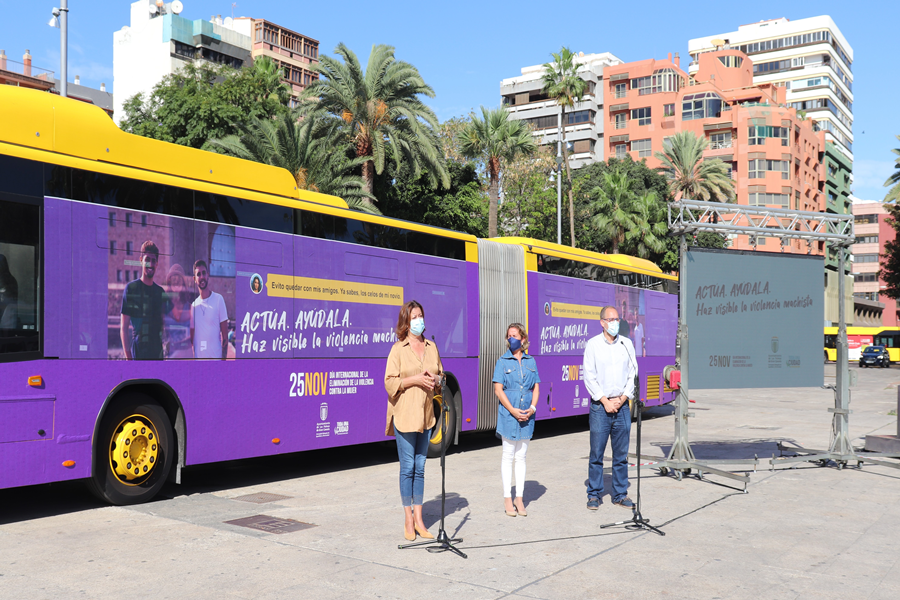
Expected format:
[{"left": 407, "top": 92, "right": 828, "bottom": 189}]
[
  {"left": 427, "top": 382, "right": 457, "bottom": 458},
  {"left": 88, "top": 392, "right": 174, "bottom": 505}
]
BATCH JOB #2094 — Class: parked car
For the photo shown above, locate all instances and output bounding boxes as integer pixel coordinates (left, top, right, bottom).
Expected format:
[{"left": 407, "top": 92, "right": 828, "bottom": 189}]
[{"left": 860, "top": 345, "right": 891, "bottom": 368}]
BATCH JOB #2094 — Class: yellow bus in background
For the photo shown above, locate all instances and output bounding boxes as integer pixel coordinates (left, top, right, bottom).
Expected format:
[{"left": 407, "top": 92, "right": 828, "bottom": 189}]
[{"left": 824, "top": 327, "right": 900, "bottom": 362}]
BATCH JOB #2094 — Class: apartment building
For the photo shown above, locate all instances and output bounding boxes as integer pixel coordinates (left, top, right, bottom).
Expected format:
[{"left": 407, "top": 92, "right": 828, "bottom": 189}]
[
  {"left": 500, "top": 52, "right": 623, "bottom": 168},
  {"left": 233, "top": 19, "right": 319, "bottom": 108},
  {"left": 852, "top": 203, "right": 897, "bottom": 326},
  {"left": 688, "top": 16, "right": 853, "bottom": 161}
]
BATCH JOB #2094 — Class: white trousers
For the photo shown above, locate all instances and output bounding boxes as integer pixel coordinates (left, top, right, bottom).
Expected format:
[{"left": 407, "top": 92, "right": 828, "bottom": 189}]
[{"left": 501, "top": 437, "right": 529, "bottom": 498}]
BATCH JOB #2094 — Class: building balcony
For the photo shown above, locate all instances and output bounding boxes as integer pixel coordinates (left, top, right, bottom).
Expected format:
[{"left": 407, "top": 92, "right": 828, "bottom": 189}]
[{"left": 610, "top": 120, "right": 628, "bottom": 130}]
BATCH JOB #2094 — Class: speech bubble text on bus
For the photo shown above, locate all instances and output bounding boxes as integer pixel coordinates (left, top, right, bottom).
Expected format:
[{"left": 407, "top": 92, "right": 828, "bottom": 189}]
[{"left": 266, "top": 275, "right": 404, "bottom": 306}]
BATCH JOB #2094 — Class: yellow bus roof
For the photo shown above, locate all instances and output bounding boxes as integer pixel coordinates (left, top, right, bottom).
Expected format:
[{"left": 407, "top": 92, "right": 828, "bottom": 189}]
[
  {"left": 824, "top": 326, "right": 900, "bottom": 334},
  {"left": 0, "top": 86, "right": 347, "bottom": 209},
  {"left": 491, "top": 237, "right": 677, "bottom": 280}
]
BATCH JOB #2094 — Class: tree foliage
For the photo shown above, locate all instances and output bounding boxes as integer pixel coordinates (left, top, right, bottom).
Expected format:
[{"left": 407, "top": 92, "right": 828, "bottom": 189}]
[
  {"left": 206, "top": 115, "right": 378, "bottom": 213},
  {"left": 542, "top": 47, "right": 586, "bottom": 247},
  {"left": 885, "top": 135, "right": 900, "bottom": 203},
  {"left": 299, "top": 43, "right": 448, "bottom": 194},
  {"left": 119, "top": 58, "right": 291, "bottom": 149},
  {"left": 879, "top": 203, "right": 900, "bottom": 300},
  {"left": 654, "top": 130, "right": 736, "bottom": 202},
  {"left": 499, "top": 149, "right": 557, "bottom": 240}
]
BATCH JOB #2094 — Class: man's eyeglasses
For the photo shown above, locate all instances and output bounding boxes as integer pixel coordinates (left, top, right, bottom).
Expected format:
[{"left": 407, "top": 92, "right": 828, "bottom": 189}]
[{"left": 602, "top": 317, "right": 621, "bottom": 323}]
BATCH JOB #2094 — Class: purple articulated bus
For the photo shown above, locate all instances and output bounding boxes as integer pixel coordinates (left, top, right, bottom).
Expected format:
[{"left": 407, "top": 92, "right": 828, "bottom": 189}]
[{"left": 0, "top": 87, "right": 677, "bottom": 505}]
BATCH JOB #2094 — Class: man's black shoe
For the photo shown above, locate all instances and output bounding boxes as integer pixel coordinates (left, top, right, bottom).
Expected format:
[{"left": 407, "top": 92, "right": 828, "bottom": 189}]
[{"left": 613, "top": 497, "right": 634, "bottom": 509}]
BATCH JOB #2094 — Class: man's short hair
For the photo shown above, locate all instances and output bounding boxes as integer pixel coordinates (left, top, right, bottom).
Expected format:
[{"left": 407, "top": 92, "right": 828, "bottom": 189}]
[
  {"left": 600, "top": 306, "right": 616, "bottom": 320},
  {"left": 193, "top": 259, "right": 208, "bottom": 275},
  {"left": 140, "top": 241, "right": 160, "bottom": 258}
]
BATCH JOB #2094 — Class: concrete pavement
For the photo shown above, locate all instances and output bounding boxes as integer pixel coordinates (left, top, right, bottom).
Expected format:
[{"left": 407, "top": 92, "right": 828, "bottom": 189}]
[{"left": 2, "top": 362, "right": 899, "bottom": 599}]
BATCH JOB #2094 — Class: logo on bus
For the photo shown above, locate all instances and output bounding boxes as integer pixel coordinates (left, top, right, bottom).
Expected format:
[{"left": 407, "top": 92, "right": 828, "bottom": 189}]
[
  {"left": 335, "top": 421, "right": 349, "bottom": 435},
  {"left": 319, "top": 402, "right": 328, "bottom": 421},
  {"left": 561, "top": 365, "right": 583, "bottom": 381}
]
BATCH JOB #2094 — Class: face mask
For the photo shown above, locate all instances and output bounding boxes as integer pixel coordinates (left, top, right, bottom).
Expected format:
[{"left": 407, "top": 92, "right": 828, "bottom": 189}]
[
  {"left": 508, "top": 337, "right": 522, "bottom": 352},
  {"left": 606, "top": 320, "right": 620, "bottom": 337},
  {"left": 410, "top": 317, "right": 425, "bottom": 336}
]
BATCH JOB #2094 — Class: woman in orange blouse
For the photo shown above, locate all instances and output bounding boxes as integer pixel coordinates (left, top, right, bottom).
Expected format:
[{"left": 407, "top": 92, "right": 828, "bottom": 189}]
[{"left": 385, "top": 300, "right": 443, "bottom": 541}]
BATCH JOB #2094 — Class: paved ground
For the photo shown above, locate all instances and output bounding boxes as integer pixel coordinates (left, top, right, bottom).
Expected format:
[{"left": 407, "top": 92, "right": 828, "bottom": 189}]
[{"left": 2, "top": 363, "right": 900, "bottom": 600}]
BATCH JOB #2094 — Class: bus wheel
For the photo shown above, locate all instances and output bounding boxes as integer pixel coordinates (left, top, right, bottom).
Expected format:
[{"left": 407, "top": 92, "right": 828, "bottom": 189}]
[
  {"left": 427, "top": 382, "right": 457, "bottom": 459},
  {"left": 88, "top": 393, "right": 174, "bottom": 505}
]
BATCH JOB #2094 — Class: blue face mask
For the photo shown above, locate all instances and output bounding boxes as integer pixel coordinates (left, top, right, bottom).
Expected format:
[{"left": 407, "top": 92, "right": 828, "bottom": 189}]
[
  {"left": 605, "top": 319, "right": 620, "bottom": 337},
  {"left": 508, "top": 337, "right": 522, "bottom": 352},
  {"left": 410, "top": 317, "right": 425, "bottom": 336}
]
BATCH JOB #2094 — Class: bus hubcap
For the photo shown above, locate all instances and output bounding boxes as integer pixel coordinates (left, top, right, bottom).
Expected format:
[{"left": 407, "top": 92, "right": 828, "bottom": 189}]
[
  {"left": 430, "top": 396, "right": 446, "bottom": 445},
  {"left": 110, "top": 416, "right": 158, "bottom": 483}
]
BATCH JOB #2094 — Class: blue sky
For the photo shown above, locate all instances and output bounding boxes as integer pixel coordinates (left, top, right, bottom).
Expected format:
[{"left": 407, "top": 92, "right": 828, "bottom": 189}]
[{"left": 1, "top": 0, "right": 897, "bottom": 200}]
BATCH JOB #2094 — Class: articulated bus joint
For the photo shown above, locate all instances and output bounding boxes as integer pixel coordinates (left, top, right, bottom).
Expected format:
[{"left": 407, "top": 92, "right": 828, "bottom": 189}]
[{"left": 93, "top": 379, "right": 186, "bottom": 484}]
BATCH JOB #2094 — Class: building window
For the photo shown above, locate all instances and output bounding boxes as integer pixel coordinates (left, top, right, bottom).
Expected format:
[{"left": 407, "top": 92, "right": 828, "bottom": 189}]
[
  {"left": 682, "top": 92, "right": 722, "bottom": 121},
  {"left": 566, "top": 110, "right": 593, "bottom": 125},
  {"left": 614, "top": 113, "right": 627, "bottom": 129},
  {"left": 717, "top": 55, "right": 743, "bottom": 68},
  {"left": 124, "top": 270, "right": 130, "bottom": 282},
  {"left": 748, "top": 125, "right": 789, "bottom": 146},
  {"left": 631, "top": 107, "right": 651, "bottom": 126},
  {"left": 855, "top": 235, "right": 879, "bottom": 244},
  {"left": 614, "top": 83, "right": 627, "bottom": 99},
  {"left": 853, "top": 273, "right": 879, "bottom": 283},
  {"left": 133, "top": 270, "right": 139, "bottom": 281},
  {"left": 109, "top": 241, "right": 116, "bottom": 255},
  {"left": 709, "top": 132, "right": 732, "bottom": 149},
  {"left": 748, "top": 193, "right": 789, "bottom": 208},
  {"left": 854, "top": 254, "right": 880, "bottom": 263},
  {"left": 525, "top": 114, "right": 558, "bottom": 130},
  {"left": 125, "top": 213, "right": 132, "bottom": 228},
  {"left": 795, "top": 191, "right": 800, "bottom": 210},
  {"left": 116, "top": 270, "right": 123, "bottom": 283},
  {"left": 748, "top": 159, "right": 789, "bottom": 179},
  {"left": 632, "top": 139, "right": 652, "bottom": 158},
  {"left": 854, "top": 214, "right": 878, "bottom": 224},
  {"left": 141, "top": 215, "right": 147, "bottom": 227},
  {"left": 854, "top": 291, "right": 879, "bottom": 302},
  {"left": 615, "top": 144, "right": 627, "bottom": 159},
  {"left": 630, "top": 68, "right": 682, "bottom": 96},
  {"left": 663, "top": 103, "right": 675, "bottom": 117},
  {"left": 126, "top": 241, "right": 134, "bottom": 256},
  {"left": 108, "top": 212, "right": 116, "bottom": 227}
]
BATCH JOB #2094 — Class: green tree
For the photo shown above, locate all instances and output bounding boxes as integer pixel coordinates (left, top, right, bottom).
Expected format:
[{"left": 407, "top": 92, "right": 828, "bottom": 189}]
[
  {"left": 499, "top": 149, "right": 557, "bottom": 240},
  {"left": 375, "top": 160, "right": 488, "bottom": 237},
  {"left": 885, "top": 135, "right": 900, "bottom": 202},
  {"left": 879, "top": 203, "right": 900, "bottom": 300},
  {"left": 300, "top": 43, "right": 448, "bottom": 194},
  {"left": 459, "top": 107, "right": 536, "bottom": 238},
  {"left": 206, "top": 115, "right": 378, "bottom": 213},
  {"left": 119, "top": 59, "right": 291, "bottom": 149},
  {"left": 622, "top": 191, "right": 668, "bottom": 259},
  {"left": 587, "top": 169, "right": 643, "bottom": 254},
  {"left": 542, "top": 47, "right": 587, "bottom": 247},
  {"left": 654, "top": 130, "right": 735, "bottom": 202}
]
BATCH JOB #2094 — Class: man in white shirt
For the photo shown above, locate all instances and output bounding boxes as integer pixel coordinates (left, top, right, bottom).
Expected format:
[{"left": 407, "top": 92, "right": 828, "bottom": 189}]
[
  {"left": 632, "top": 308, "right": 645, "bottom": 357},
  {"left": 583, "top": 306, "right": 638, "bottom": 510},
  {"left": 190, "top": 260, "right": 228, "bottom": 360}
]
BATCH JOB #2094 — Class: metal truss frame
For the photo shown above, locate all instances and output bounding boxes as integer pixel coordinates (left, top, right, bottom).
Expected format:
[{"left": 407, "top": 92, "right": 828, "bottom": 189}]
[{"left": 661, "top": 200, "right": 899, "bottom": 489}]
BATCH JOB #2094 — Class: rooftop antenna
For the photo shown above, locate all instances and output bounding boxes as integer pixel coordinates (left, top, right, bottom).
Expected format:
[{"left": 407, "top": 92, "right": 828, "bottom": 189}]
[
  {"left": 232, "top": 2, "right": 237, "bottom": 19},
  {"left": 171, "top": 0, "right": 183, "bottom": 14}
]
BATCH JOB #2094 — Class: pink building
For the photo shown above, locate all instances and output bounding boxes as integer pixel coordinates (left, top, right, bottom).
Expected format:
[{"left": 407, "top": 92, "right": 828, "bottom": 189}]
[
  {"left": 604, "top": 49, "right": 826, "bottom": 255},
  {"left": 852, "top": 202, "right": 898, "bottom": 326}
]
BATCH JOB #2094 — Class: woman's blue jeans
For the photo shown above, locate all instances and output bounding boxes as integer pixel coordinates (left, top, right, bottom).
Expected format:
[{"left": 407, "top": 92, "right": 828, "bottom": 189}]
[
  {"left": 587, "top": 402, "right": 632, "bottom": 502},
  {"left": 396, "top": 428, "right": 431, "bottom": 507}
]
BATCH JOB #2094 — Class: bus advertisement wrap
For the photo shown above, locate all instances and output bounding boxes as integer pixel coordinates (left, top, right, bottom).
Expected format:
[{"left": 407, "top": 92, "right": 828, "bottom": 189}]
[{"left": 685, "top": 248, "right": 823, "bottom": 389}]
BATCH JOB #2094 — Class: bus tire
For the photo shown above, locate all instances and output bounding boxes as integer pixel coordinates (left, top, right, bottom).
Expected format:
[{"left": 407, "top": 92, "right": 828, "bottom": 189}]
[
  {"left": 88, "top": 392, "right": 174, "bottom": 506},
  {"left": 427, "top": 382, "right": 456, "bottom": 459}
]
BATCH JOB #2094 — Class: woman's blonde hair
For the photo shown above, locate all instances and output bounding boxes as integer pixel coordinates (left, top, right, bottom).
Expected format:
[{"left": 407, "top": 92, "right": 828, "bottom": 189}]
[{"left": 506, "top": 322, "right": 529, "bottom": 351}]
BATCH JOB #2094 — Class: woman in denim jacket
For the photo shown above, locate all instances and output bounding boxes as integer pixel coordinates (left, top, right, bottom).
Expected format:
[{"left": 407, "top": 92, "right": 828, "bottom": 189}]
[{"left": 492, "top": 322, "right": 540, "bottom": 517}]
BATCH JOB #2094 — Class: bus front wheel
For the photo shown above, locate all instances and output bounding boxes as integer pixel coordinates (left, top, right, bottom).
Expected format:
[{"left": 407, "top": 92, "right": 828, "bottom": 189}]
[
  {"left": 88, "top": 392, "right": 174, "bottom": 505},
  {"left": 428, "top": 382, "right": 457, "bottom": 459}
]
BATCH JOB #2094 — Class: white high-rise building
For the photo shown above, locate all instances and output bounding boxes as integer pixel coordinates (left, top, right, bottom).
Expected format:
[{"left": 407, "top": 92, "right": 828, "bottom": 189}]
[
  {"left": 500, "top": 52, "right": 623, "bottom": 168},
  {"left": 113, "top": 1, "right": 252, "bottom": 124},
  {"left": 688, "top": 16, "right": 853, "bottom": 159}
]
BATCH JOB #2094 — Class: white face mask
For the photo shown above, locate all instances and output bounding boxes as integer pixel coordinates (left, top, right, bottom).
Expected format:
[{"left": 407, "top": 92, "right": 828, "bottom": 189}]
[
  {"left": 410, "top": 317, "right": 425, "bottom": 336},
  {"left": 605, "top": 319, "right": 620, "bottom": 337}
]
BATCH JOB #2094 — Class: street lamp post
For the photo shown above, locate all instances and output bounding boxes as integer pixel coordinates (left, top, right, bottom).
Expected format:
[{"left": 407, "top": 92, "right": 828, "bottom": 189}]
[
  {"left": 49, "top": 1, "right": 68, "bottom": 98},
  {"left": 556, "top": 105, "right": 562, "bottom": 245}
]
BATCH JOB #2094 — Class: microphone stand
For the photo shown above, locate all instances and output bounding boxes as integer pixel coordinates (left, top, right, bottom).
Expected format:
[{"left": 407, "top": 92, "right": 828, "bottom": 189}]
[
  {"left": 599, "top": 400, "right": 665, "bottom": 536},
  {"left": 399, "top": 376, "right": 467, "bottom": 558}
]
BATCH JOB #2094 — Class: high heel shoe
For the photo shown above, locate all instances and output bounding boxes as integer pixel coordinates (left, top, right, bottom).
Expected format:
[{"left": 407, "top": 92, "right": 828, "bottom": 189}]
[
  {"left": 404, "top": 525, "right": 416, "bottom": 541},
  {"left": 414, "top": 524, "right": 434, "bottom": 539},
  {"left": 504, "top": 500, "right": 517, "bottom": 517},
  {"left": 514, "top": 502, "right": 527, "bottom": 517}
]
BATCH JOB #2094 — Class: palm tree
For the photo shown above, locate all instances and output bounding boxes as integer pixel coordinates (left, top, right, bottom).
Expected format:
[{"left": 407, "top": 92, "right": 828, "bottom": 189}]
[
  {"left": 623, "top": 191, "right": 667, "bottom": 259},
  {"left": 207, "top": 115, "right": 379, "bottom": 213},
  {"left": 299, "top": 43, "right": 448, "bottom": 195},
  {"left": 542, "top": 47, "right": 587, "bottom": 247},
  {"left": 459, "top": 107, "right": 537, "bottom": 238},
  {"left": 885, "top": 135, "right": 900, "bottom": 202},
  {"left": 654, "top": 130, "right": 735, "bottom": 202},
  {"left": 250, "top": 56, "right": 291, "bottom": 106},
  {"left": 588, "top": 170, "right": 639, "bottom": 254}
]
